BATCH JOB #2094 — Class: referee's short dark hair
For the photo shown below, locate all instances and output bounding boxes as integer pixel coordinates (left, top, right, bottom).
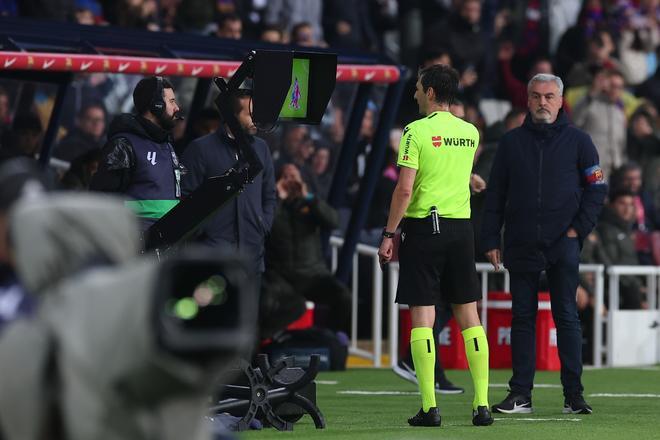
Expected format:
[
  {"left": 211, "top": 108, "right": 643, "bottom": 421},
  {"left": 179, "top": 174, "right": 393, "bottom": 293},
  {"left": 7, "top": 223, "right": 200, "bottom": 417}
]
[
  {"left": 418, "top": 64, "right": 459, "bottom": 105},
  {"left": 133, "top": 76, "right": 174, "bottom": 115}
]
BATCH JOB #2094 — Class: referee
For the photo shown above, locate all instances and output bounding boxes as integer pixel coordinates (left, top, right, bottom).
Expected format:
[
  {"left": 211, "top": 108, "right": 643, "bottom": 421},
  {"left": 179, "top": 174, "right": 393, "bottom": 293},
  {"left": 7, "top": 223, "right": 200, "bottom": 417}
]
[{"left": 378, "top": 64, "right": 493, "bottom": 427}]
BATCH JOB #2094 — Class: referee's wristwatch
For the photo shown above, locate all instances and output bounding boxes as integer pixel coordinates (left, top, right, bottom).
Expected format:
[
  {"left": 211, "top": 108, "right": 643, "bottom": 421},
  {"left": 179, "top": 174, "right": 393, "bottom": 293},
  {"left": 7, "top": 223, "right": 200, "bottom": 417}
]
[{"left": 382, "top": 228, "right": 395, "bottom": 239}]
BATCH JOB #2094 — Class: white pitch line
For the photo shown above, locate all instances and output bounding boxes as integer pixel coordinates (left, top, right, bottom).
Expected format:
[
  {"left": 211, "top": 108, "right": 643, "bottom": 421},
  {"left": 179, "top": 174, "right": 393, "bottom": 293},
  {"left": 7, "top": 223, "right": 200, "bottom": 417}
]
[
  {"left": 585, "top": 366, "right": 660, "bottom": 371},
  {"left": 490, "top": 383, "right": 561, "bottom": 388},
  {"left": 494, "top": 418, "right": 581, "bottom": 422},
  {"left": 589, "top": 393, "right": 660, "bottom": 398},
  {"left": 338, "top": 391, "right": 420, "bottom": 396},
  {"left": 316, "top": 380, "right": 339, "bottom": 385}
]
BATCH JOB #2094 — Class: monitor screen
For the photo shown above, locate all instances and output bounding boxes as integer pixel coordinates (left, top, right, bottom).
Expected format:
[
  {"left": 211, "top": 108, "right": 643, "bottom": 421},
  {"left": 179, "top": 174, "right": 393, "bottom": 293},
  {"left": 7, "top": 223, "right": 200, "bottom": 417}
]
[{"left": 279, "top": 57, "right": 310, "bottom": 120}]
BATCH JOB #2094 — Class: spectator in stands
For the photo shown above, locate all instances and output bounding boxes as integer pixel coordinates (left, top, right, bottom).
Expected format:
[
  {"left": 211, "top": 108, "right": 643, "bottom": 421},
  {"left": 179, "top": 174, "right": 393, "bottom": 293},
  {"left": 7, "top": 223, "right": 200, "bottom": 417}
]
[
  {"left": 181, "top": 84, "right": 276, "bottom": 278},
  {"left": 566, "top": 30, "right": 625, "bottom": 87},
  {"left": 114, "top": 0, "right": 159, "bottom": 31},
  {"left": 588, "top": 189, "right": 647, "bottom": 309},
  {"left": 369, "top": 0, "right": 399, "bottom": 59},
  {"left": 264, "top": 0, "right": 323, "bottom": 45},
  {"left": 547, "top": 0, "right": 582, "bottom": 54},
  {"left": 346, "top": 102, "right": 378, "bottom": 202},
  {"left": 90, "top": 76, "right": 184, "bottom": 230},
  {"left": 276, "top": 125, "right": 317, "bottom": 192},
  {"left": 53, "top": 101, "right": 106, "bottom": 163},
  {"left": 497, "top": 1, "right": 551, "bottom": 59},
  {"left": 74, "top": 0, "right": 104, "bottom": 25},
  {"left": 497, "top": 41, "right": 554, "bottom": 109},
  {"left": 572, "top": 68, "right": 627, "bottom": 179},
  {"left": 215, "top": 12, "right": 242, "bottom": 39},
  {"left": 610, "top": 162, "right": 659, "bottom": 265},
  {"left": 0, "top": 113, "right": 43, "bottom": 161},
  {"left": 323, "top": 0, "right": 379, "bottom": 52},
  {"left": 311, "top": 145, "right": 332, "bottom": 200},
  {"left": 617, "top": 2, "right": 659, "bottom": 86},
  {"left": 175, "top": 0, "right": 216, "bottom": 34},
  {"left": 423, "top": 0, "right": 488, "bottom": 103},
  {"left": 262, "top": 163, "right": 349, "bottom": 334},
  {"left": 0, "top": 87, "right": 10, "bottom": 129},
  {"left": 291, "top": 21, "right": 325, "bottom": 47},
  {"left": 554, "top": 2, "right": 606, "bottom": 79},
  {"left": 627, "top": 108, "right": 660, "bottom": 172},
  {"left": 74, "top": 3, "right": 94, "bottom": 24},
  {"left": 260, "top": 23, "right": 286, "bottom": 44},
  {"left": 636, "top": 46, "right": 660, "bottom": 111}
]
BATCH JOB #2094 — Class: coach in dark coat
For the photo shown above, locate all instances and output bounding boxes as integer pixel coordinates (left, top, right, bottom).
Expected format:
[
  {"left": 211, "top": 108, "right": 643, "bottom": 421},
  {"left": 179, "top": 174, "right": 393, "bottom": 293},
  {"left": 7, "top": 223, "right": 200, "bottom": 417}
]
[{"left": 482, "top": 74, "right": 607, "bottom": 415}]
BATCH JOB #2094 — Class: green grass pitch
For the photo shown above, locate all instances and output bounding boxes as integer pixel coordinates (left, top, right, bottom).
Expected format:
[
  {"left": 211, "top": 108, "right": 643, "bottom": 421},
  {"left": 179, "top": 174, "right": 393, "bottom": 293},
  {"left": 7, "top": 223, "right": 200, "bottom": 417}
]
[{"left": 242, "top": 367, "right": 660, "bottom": 440}]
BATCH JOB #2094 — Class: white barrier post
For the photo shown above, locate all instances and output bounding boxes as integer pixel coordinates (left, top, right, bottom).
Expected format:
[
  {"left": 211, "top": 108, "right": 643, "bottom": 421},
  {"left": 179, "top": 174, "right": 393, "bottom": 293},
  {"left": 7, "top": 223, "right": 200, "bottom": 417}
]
[
  {"left": 372, "top": 252, "right": 383, "bottom": 367},
  {"left": 648, "top": 273, "right": 657, "bottom": 310},
  {"left": 592, "top": 265, "right": 605, "bottom": 368},
  {"left": 351, "top": 252, "right": 359, "bottom": 352},
  {"left": 481, "top": 271, "right": 489, "bottom": 331},
  {"left": 388, "top": 263, "right": 399, "bottom": 367},
  {"left": 331, "top": 243, "right": 338, "bottom": 273}
]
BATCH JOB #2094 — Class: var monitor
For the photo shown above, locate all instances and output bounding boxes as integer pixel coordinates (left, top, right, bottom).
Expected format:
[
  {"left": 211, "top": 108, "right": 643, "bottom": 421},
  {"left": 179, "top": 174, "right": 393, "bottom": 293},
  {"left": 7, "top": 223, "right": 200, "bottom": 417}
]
[{"left": 251, "top": 50, "right": 337, "bottom": 125}]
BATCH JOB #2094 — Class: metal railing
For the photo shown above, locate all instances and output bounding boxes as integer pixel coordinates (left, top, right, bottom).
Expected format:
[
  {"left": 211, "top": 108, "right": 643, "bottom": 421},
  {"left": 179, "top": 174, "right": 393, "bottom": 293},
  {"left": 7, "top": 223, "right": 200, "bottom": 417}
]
[
  {"left": 605, "top": 265, "right": 660, "bottom": 367},
  {"left": 330, "top": 236, "right": 384, "bottom": 366},
  {"left": 330, "top": 236, "right": 660, "bottom": 368}
]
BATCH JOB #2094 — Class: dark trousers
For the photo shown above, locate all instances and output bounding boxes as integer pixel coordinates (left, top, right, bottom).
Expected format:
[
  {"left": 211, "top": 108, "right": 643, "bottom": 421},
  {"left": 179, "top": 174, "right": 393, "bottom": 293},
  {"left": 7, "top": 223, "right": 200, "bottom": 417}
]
[{"left": 509, "top": 238, "right": 584, "bottom": 398}]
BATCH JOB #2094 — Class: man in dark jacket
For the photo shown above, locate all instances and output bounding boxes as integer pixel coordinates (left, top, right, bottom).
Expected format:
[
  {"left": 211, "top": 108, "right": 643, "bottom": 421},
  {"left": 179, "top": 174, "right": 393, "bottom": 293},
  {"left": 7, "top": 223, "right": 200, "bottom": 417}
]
[
  {"left": 90, "top": 76, "right": 184, "bottom": 231},
  {"left": 181, "top": 88, "right": 276, "bottom": 277},
  {"left": 482, "top": 73, "right": 607, "bottom": 415},
  {"left": 261, "top": 163, "right": 350, "bottom": 335}
]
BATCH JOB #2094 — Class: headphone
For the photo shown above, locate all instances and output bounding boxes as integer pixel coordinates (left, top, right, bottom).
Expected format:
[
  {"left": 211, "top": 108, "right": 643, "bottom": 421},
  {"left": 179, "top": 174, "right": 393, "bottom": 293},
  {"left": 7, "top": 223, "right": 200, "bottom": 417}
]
[{"left": 150, "top": 76, "right": 165, "bottom": 117}]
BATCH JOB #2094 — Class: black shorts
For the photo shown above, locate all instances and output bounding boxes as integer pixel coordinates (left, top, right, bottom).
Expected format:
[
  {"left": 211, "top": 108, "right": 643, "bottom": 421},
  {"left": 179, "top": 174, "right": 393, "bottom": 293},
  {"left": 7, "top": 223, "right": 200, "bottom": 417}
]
[{"left": 395, "top": 216, "right": 481, "bottom": 306}]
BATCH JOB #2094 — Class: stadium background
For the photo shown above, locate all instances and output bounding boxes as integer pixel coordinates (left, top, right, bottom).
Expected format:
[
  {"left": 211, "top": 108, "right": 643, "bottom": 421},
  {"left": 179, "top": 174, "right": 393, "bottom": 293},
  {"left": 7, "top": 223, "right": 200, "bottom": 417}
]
[{"left": 0, "top": 0, "right": 659, "bottom": 438}]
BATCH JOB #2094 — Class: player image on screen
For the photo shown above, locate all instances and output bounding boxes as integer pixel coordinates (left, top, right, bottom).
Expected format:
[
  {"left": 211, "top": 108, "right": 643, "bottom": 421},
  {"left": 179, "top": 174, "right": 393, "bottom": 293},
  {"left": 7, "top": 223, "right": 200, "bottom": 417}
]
[
  {"left": 280, "top": 58, "right": 309, "bottom": 119},
  {"left": 290, "top": 77, "right": 301, "bottom": 110}
]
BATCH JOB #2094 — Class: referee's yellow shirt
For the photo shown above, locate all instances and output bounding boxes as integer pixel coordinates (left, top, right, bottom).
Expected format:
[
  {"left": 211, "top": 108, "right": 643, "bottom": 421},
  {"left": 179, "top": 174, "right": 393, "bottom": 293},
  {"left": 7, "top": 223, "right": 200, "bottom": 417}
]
[{"left": 398, "top": 111, "right": 479, "bottom": 219}]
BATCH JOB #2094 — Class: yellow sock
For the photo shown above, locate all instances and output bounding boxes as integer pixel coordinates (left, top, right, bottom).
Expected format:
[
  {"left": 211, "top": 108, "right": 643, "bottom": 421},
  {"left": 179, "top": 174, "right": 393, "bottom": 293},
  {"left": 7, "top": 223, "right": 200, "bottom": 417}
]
[
  {"left": 462, "top": 325, "right": 489, "bottom": 409},
  {"left": 410, "top": 327, "right": 436, "bottom": 411}
]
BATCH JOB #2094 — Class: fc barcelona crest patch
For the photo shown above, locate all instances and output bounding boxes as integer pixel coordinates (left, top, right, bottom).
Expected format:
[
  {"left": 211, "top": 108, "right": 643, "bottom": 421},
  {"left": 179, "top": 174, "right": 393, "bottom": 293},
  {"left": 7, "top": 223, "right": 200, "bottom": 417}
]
[{"left": 584, "top": 165, "right": 605, "bottom": 185}]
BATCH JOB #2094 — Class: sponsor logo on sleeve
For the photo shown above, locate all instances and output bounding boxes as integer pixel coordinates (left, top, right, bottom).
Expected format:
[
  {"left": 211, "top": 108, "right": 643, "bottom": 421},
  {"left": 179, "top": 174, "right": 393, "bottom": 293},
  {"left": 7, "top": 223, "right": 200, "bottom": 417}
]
[{"left": 400, "top": 126, "right": 413, "bottom": 162}]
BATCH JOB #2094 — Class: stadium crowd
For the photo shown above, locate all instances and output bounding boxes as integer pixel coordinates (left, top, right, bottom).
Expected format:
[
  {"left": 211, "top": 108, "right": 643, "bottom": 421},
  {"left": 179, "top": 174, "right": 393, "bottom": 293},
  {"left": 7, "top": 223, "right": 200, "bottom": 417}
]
[{"left": 0, "top": 0, "right": 659, "bottom": 339}]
